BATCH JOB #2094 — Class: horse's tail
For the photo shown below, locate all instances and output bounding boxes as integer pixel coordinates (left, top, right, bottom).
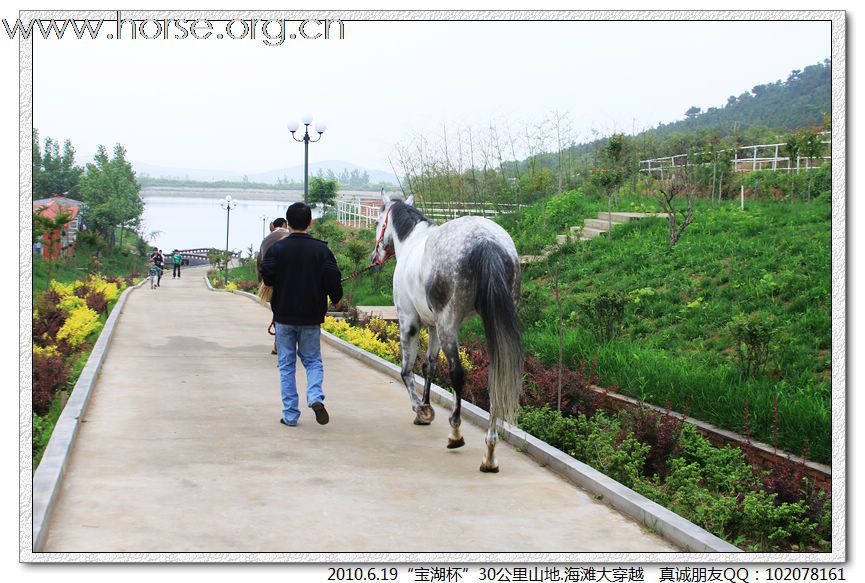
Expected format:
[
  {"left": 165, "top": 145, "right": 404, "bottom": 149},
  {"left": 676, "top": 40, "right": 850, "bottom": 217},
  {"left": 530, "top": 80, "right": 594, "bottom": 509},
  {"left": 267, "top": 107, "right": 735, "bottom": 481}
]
[{"left": 470, "top": 239, "right": 523, "bottom": 427}]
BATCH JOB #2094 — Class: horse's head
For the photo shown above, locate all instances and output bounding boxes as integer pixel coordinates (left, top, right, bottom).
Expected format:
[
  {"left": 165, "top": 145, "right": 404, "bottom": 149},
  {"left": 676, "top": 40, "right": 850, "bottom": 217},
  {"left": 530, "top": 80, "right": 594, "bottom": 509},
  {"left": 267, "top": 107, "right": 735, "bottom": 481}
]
[{"left": 371, "top": 189, "right": 414, "bottom": 266}]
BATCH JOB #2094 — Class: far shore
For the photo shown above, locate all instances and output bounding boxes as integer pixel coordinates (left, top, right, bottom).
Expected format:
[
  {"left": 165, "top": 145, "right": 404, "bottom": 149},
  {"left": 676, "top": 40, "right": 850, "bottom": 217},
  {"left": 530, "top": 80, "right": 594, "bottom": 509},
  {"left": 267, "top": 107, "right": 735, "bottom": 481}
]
[{"left": 141, "top": 185, "right": 389, "bottom": 202}]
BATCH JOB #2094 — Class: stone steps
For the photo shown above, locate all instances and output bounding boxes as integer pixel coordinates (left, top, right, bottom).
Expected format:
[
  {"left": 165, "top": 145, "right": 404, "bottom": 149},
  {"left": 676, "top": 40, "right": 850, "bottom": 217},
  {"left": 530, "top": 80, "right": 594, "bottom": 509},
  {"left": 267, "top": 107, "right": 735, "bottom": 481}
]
[
  {"left": 597, "top": 211, "right": 667, "bottom": 223},
  {"left": 577, "top": 226, "right": 607, "bottom": 240},
  {"left": 556, "top": 212, "right": 666, "bottom": 243},
  {"left": 584, "top": 217, "right": 626, "bottom": 231}
]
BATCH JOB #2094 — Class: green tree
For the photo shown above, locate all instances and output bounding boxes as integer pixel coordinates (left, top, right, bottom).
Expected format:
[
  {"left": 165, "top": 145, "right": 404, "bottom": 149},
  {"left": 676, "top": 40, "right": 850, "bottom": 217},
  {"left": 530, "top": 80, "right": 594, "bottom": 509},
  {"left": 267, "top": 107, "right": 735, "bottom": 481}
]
[
  {"left": 32, "top": 129, "right": 42, "bottom": 192},
  {"left": 75, "top": 230, "right": 107, "bottom": 271},
  {"left": 58, "top": 139, "right": 83, "bottom": 197},
  {"left": 592, "top": 134, "right": 629, "bottom": 238},
  {"left": 79, "top": 144, "right": 144, "bottom": 247},
  {"left": 784, "top": 132, "right": 803, "bottom": 202},
  {"left": 309, "top": 175, "right": 339, "bottom": 218},
  {"left": 799, "top": 127, "right": 825, "bottom": 204},
  {"left": 685, "top": 106, "right": 702, "bottom": 119},
  {"left": 345, "top": 239, "right": 369, "bottom": 291},
  {"left": 33, "top": 207, "right": 73, "bottom": 287},
  {"left": 32, "top": 132, "right": 83, "bottom": 198}
]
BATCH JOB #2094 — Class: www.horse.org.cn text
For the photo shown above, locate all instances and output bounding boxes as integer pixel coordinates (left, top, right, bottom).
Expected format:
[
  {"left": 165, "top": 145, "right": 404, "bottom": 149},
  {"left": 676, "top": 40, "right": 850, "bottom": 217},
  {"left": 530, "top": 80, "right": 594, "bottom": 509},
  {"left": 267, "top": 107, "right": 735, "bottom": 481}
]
[{"left": 2, "top": 13, "right": 346, "bottom": 46}]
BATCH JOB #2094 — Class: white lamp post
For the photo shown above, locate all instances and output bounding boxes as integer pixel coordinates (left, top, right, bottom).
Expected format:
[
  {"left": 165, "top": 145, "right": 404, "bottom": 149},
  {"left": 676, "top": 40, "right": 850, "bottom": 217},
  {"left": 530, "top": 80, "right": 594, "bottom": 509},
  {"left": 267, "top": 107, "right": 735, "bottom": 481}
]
[
  {"left": 288, "top": 115, "right": 326, "bottom": 205},
  {"left": 260, "top": 214, "right": 268, "bottom": 239}
]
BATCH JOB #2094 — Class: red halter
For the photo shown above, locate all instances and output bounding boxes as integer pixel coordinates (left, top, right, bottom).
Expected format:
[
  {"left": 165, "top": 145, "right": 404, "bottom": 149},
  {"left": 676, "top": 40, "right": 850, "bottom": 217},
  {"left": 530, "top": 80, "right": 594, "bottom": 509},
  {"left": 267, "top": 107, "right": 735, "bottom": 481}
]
[{"left": 373, "top": 205, "right": 394, "bottom": 266}]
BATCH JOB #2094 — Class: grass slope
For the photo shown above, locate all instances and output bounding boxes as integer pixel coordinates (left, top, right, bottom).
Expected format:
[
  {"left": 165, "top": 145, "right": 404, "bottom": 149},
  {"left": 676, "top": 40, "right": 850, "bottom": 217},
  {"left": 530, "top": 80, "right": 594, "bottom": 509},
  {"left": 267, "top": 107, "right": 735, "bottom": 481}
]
[{"left": 503, "top": 195, "right": 831, "bottom": 462}]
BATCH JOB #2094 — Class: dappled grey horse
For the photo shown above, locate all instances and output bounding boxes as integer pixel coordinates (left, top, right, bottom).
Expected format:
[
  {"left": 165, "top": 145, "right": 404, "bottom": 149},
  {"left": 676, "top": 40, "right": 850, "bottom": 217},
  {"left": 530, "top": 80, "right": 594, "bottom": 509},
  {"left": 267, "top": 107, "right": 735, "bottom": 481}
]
[{"left": 371, "top": 191, "right": 522, "bottom": 472}]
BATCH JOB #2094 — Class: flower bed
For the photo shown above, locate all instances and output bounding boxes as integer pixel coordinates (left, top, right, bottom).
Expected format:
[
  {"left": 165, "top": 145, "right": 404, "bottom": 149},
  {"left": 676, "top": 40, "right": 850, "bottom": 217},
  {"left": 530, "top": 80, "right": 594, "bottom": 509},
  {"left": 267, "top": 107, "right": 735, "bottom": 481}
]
[
  {"left": 323, "top": 316, "right": 831, "bottom": 552},
  {"left": 32, "top": 274, "right": 129, "bottom": 468},
  {"left": 323, "top": 316, "right": 473, "bottom": 375}
]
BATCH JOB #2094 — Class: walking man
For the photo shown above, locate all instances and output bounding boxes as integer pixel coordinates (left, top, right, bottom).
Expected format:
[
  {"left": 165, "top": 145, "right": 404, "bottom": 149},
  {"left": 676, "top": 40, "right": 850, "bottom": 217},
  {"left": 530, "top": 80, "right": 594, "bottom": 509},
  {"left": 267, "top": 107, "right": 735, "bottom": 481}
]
[
  {"left": 261, "top": 203, "right": 343, "bottom": 427},
  {"left": 172, "top": 249, "right": 183, "bottom": 278},
  {"left": 258, "top": 218, "right": 290, "bottom": 355}
]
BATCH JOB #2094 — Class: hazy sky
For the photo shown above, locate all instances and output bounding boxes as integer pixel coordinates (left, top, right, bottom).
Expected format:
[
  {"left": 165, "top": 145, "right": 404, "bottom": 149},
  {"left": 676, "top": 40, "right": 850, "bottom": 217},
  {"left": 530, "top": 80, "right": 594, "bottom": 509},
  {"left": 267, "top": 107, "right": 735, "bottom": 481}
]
[{"left": 32, "top": 17, "right": 831, "bottom": 175}]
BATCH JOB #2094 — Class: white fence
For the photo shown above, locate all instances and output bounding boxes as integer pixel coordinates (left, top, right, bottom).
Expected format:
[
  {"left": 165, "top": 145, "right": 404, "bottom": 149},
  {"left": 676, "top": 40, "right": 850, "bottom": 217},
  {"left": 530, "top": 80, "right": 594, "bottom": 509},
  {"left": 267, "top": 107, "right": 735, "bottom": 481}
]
[
  {"left": 639, "top": 133, "right": 831, "bottom": 176},
  {"left": 335, "top": 197, "right": 521, "bottom": 228},
  {"left": 335, "top": 198, "right": 380, "bottom": 228},
  {"left": 415, "top": 202, "right": 522, "bottom": 222}
]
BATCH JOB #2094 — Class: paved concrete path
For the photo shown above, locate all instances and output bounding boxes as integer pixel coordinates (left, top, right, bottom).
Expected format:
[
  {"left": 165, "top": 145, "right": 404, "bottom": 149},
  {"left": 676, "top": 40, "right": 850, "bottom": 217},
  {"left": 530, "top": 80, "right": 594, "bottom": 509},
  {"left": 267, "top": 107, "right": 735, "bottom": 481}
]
[
  {"left": 357, "top": 305, "right": 399, "bottom": 321},
  {"left": 42, "top": 267, "right": 677, "bottom": 553}
]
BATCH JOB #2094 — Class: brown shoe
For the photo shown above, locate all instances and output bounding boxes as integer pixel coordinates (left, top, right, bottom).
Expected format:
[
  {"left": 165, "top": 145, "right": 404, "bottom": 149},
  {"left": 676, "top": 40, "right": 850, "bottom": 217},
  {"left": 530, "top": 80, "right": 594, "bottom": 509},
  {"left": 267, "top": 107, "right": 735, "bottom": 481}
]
[{"left": 311, "top": 402, "right": 329, "bottom": 425}]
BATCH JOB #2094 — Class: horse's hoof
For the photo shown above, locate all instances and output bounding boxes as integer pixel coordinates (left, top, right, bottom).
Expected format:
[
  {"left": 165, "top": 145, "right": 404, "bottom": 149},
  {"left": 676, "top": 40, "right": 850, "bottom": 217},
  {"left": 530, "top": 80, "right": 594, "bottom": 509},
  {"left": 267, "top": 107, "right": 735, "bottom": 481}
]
[
  {"left": 447, "top": 437, "right": 465, "bottom": 449},
  {"left": 416, "top": 404, "right": 435, "bottom": 423},
  {"left": 413, "top": 416, "right": 432, "bottom": 426},
  {"left": 479, "top": 462, "right": 499, "bottom": 473}
]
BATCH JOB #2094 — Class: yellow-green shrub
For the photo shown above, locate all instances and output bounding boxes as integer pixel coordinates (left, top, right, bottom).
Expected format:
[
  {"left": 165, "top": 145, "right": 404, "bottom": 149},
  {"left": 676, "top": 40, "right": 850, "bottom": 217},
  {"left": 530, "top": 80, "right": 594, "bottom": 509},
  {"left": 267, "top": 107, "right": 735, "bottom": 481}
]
[
  {"left": 50, "top": 280, "right": 75, "bottom": 298},
  {"left": 55, "top": 306, "right": 102, "bottom": 348},
  {"left": 32, "top": 344, "right": 60, "bottom": 357},
  {"left": 58, "top": 295, "right": 87, "bottom": 313},
  {"left": 323, "top": 316, "right": 395, "bottom": 362},
  {"left": 323, "top": 316, "right": 473, "bottom": 373},
  {"left": 88, "top": 276, "right": 121, "bottom": 301}
]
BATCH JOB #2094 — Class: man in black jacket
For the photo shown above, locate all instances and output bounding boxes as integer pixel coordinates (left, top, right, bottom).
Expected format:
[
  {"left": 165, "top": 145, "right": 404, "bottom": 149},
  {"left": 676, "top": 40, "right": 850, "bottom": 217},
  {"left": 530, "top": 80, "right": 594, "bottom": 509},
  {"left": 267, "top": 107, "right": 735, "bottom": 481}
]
[{"left": 261, "top": 202, "right": 343, "bottom": 427}]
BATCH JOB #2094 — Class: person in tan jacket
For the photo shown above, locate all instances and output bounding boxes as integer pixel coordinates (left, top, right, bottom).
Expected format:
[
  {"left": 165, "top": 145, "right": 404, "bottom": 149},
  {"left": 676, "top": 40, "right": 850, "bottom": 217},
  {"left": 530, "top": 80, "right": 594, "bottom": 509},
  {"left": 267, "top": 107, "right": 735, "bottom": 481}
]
[{"left": 257, "top": 217, "right": 290, "bottom": 354}]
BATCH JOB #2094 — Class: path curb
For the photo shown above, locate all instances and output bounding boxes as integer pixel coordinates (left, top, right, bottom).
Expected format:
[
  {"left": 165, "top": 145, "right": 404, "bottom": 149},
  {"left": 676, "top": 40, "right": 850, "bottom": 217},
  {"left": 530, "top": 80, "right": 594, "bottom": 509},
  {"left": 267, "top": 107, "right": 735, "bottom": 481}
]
[
  {"left": 319, "top": 331, "right": 742, "bottom": 554},
  {"left": 32, "top": 278, "right": 146, "bottom": 552},
  {"left": 204, "top": 277, "right": 741, "bottom": 553}
]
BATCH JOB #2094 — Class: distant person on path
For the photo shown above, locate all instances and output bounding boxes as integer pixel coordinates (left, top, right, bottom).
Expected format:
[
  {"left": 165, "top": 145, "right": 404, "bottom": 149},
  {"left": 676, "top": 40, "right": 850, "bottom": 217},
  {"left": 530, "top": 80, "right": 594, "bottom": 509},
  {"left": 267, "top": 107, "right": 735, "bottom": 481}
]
[
  {"left": 257, "top": 218, "right": 290, "bottom": 284},
  {"left": 258, "top": 218, "right": 290, "bottom": 355},
  {"left": 149, "top": 248, "right": 164, "bottom": 287},
  {"left": 157, "top": 249, "right": 165, "bottom": 286},
  {"left": 261, "top": 203, "right": 343, "bottom": 427},
  {"left": 172, "top": 249, "right": 183, "bottom": 278},
  {"left": 148, "top": 257, "right": 161, "bottom": 290}
]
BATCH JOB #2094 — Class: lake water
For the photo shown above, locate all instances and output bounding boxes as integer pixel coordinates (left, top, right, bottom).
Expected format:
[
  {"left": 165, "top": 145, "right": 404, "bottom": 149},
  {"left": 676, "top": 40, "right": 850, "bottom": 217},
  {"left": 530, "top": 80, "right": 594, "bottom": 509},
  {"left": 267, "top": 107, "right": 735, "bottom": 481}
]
[{"left": 141, "top": 195, "right": 325, "bottom": 254}]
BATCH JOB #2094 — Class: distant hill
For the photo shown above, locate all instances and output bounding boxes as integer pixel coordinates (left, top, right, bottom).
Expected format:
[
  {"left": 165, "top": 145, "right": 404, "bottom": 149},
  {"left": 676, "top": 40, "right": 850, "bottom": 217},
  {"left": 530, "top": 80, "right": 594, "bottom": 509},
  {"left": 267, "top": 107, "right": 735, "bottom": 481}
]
[
  {"left": 652, "top": 59, "right": 830, "bottom": 140},
  {"left": 76, "top": 157, "right": 399, "bottom": 186},
  {"left": 250, "top": 160, "right": 398, "bottom": 186},
  {"left": 533, "top": 60, "right": 832, "bottom": 166}
]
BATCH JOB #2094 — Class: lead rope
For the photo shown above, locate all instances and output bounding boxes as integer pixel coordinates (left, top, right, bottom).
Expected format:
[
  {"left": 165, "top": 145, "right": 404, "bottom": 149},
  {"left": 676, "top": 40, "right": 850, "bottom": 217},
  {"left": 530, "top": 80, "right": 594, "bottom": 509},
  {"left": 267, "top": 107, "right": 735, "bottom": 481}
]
[{"left": 340, "top": 254, "right": 393, "bottom": 283}]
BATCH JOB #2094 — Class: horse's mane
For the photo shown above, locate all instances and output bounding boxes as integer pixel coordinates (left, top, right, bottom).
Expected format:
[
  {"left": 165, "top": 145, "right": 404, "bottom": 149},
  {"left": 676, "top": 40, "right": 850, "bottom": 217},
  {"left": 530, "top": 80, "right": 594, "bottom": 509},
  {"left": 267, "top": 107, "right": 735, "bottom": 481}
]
[{"left": 390, "top": 200, "right": 431, "bottom": 241}]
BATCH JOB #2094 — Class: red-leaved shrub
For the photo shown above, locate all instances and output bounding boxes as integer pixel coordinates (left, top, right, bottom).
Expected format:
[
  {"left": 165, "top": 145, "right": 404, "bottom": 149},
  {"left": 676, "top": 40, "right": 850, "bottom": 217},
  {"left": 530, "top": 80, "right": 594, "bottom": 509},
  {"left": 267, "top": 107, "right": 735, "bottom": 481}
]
[
  {"left": 625, "top": 403, "right": 686, "bottom": 479},
  {"left": 42, "top": 288, "right": 62, "bottom": 307},
  {"left": 33, "top": 304, "right": 67, "bottom": 347},
  {"left": 521, "top": 354, "right": 604, "bottom": 417},
  {"left": 32, "top": 351, "right": 70, "bottom": 415},
  {"left": 85, "top": 291, "right": 109, "bottom": 314},
  {"left": 462, "top": 343, "right": 602, "bottom": 416},
  {"left": 235, "top": 279, "right": 258, "bottom": 292}
]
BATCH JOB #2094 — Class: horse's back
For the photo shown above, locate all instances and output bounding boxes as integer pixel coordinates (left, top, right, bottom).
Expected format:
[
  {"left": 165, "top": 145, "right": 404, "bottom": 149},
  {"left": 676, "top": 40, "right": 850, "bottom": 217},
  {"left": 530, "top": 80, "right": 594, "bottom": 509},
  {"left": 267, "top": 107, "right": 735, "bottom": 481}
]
[
  {"left": 423, "top": 216, "right": 520, "bottom": 322},
  {"left": 428, "top": 216, "right": 518, "bottom": 259}
]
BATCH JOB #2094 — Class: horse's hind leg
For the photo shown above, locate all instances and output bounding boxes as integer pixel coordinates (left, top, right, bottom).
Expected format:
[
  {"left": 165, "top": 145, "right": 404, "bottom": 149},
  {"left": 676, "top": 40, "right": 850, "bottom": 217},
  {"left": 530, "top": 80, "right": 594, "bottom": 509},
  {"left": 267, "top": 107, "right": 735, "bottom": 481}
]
[
  {"left": 480, "top": 417, "right": 499, "bottom": 473},
  {"left": 398, "top": 315, "right": 425, "bottom": 423},
  {"left": 416, "top": 326, "right": 440, "bottom": 425},
  {"left": 440, "top": 331, "right": 466, "bottom": 449}
]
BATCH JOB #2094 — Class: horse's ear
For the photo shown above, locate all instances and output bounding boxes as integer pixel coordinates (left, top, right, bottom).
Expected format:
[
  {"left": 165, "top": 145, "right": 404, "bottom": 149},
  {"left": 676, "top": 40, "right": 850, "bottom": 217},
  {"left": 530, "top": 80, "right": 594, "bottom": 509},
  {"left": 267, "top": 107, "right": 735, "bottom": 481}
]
[
  {"left": 380, "top": 189, "right": 389, "bottom": 205},
  {"left": 405, "top": 194, "right": 415, "bottom": 206}
]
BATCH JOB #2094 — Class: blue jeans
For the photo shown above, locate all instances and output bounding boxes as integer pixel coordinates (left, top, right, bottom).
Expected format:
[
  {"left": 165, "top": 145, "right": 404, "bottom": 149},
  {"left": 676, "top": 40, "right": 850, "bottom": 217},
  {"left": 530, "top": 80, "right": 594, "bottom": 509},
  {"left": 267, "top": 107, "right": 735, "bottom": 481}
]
[{"left": 275, "top": 323, "right": 325, "bottom": 425}]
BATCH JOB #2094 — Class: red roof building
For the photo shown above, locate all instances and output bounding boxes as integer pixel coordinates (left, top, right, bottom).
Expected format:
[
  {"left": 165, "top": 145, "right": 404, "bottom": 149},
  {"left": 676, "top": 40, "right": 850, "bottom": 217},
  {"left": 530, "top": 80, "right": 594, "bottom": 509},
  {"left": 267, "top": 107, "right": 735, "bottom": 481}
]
[{"left": 33, "top": 196, "right": 83, "bottom": 258}]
